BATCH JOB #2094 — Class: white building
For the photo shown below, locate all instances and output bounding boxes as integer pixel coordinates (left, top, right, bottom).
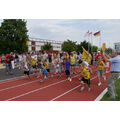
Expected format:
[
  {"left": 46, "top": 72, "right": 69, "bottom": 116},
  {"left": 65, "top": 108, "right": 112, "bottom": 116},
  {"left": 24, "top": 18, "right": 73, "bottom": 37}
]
[
  {"left": 27, "top": 37, "right": 63, "bottom": 52},
  {"left": 114, "top": 42, "right": 120, "bottom": 52}
]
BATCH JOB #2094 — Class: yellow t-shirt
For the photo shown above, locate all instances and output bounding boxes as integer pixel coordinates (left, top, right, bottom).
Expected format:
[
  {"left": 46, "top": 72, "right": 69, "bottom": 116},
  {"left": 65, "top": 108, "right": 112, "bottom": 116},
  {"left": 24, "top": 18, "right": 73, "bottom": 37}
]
[
  {"left": 31, "top": 58, "right": 37, "bottom": 65},
  {"left": 97, "top": 60, "right": 104, "bottom": 70},
  {"left": 70, "top": 56, "right": 75, "bottom": 65},
  {"left": 83, "top": 67, "right": 90, "bottom": 79},
  {"left": 43, "top": 62, "right": 49, "bottom": 69}
]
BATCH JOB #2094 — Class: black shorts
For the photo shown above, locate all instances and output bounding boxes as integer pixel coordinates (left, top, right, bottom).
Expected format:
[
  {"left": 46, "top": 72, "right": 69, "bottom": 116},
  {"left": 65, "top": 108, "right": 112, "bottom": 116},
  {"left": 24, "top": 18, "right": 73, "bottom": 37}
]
[
  {"left": 65, "top": 70, "right": 70, "bottom": 75},
  {"left": 24, "top": 71, "right": 29, "bottom": 75},
  {"left": 81, "top": 77, "right": 90, "bottom": 85},
  {"left": 32, "top": 65, "right": 37, "bottom": 69},
  {"left": 47, "top": 69, "right": 50, "bottom": 72}
]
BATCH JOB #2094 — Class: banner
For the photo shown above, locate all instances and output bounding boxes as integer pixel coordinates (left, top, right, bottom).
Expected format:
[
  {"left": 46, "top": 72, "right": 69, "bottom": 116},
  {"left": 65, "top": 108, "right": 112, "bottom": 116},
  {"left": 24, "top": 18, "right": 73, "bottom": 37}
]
[
  {"left": 81, "top": 47, "right": 91, "bottom": 64},
  {"left": 102, "top": 43, "right": 106, "bottom": 52}
]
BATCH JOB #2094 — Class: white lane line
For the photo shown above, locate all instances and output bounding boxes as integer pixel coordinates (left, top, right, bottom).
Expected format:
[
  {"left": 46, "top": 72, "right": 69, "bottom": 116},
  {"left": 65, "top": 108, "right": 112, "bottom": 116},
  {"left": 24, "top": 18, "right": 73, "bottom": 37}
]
[
  {"left": 0, "top": 79, "right": 40, "bottom": 92},
  {"left": 0, "top": 76, "right": 25, "bottom": 84},
  {"left": 0, "top": 72, "right": 65, "bottom": 84},
  {"left": 0, "top": 73, "right": 66, "bottom": 92},
  {"left": 5, "top": 74, "right": 80, "bottom": 101},
  {"left": 94, "top": 71, "right": 110, "bottom": 101},
  {"left": 94, "top": 88, "right": 108, "bottom": 101},
  {"left": 50, "top": 76, "right": 97, "bottom": 101}
]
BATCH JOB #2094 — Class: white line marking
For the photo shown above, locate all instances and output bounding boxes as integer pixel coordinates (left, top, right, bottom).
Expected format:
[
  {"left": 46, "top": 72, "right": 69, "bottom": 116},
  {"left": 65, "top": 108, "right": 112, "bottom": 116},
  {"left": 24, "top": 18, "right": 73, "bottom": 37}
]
[
  {"left": 50, "top": 76, "right": 97, "bottom": 101},
  {"left": 0, "top": 76, "right": 25, "bottom": 84},
  {"left": 0, "top": 79, "right": 40, "bottom": 92},
  {"left": 0, "top": 72, "right": 65, "bottom": 84},
  {"left": 51, "top": 85, "right": 81, "bottom": 101},
  {"left": 94, "top": 71, "right": 110, "bottom": 101},
  {"left": 0, "top": 73, "right": 67, "bottom": 91},
  {"left": 94, "top": 88, "right": 108, "bottom": 101},
  {"left": 5, "top": 74, "right": 80, "bottom": 101}
]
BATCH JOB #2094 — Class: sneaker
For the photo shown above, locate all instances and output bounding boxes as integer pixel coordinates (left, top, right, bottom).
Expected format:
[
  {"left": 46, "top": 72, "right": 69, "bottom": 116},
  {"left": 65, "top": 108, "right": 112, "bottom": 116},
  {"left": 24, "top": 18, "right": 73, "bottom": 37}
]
[
  {"left": 44, "top": 76, "right": 47, "bottom": 79},
  {"left": 98, "top": 82, "right": 102, "bottom": 86},
  {"left": 80, "top": 86, "right": 85, "bottom": 91},
  {"left": 51, "top": 75, "right": 53, "bottom": 79},
  {"left": 88, "top": 87, "right": 91, "bottom": 92},
  {"left": 40, "top": 79, "right": 44, "bottom": 83},
  {"left": 70, "top": 72, "right": 73, "bottom": 74},
  {"left": 68, "top": 77, "right": 70, "bottom": 80},
  {"left": 103, "top": 76, "right": 106, "bottom": 80},
  {"left": 37, "top": 75, "right": 40, "bottom": 78},
  {"left": 69, "top": 78, "right": 72, "bottom": 82}
]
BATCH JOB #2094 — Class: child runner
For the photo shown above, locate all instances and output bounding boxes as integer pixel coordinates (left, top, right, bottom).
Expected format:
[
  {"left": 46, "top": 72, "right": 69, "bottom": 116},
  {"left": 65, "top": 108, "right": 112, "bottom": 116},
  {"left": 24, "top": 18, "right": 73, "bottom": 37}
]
[
  {"left": 38, "top": 63, "right": 48, "bottom": 83},
  {"left": 79, "top": 62, "right": 91, "bottom": 91},
  {"left": 21, "top": 62, "right": 31, "bottom": 80},
  {"left": 65, "top": 58, "right": 72, "bottom": 82},
  {"left": 70, "top": 52, "right": 76, "bottom": 74},
  {"left": 96, "top": 56, "right": 106, "bottom": 86}
]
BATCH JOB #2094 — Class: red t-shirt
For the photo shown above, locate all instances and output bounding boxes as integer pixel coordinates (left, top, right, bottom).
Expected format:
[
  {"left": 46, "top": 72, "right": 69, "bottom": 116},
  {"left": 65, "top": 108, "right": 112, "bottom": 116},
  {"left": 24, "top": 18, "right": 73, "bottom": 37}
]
[
  {"left": 95, "top": 53, "right": 103, "bottom": 60},
  {"left": 5, "top": 54, "right": 14, "bottom": 64}
]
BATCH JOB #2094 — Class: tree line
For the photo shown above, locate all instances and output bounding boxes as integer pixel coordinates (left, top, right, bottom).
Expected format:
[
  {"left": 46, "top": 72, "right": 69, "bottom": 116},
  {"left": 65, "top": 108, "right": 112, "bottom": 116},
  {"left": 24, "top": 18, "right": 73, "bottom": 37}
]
[{"left": 0, "top": 19, "right": 113, "bottom": 54}]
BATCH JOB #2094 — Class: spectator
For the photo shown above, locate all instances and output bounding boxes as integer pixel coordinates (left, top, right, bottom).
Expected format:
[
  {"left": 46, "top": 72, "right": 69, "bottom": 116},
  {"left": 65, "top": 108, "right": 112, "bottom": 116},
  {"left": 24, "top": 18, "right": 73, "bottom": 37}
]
[
  {"left": 103, "top": 50, "right": 120, "bottom": 99},
  {"left": 5, "top": 53, "right": 14, "bottom": 75}
]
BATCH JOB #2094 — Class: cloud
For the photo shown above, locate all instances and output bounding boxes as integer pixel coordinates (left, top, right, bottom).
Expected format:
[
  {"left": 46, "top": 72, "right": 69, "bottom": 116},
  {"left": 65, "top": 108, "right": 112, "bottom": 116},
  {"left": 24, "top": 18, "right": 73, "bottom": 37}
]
[{"left": 0, "top": 19, "right": 120, "bottom": 48}]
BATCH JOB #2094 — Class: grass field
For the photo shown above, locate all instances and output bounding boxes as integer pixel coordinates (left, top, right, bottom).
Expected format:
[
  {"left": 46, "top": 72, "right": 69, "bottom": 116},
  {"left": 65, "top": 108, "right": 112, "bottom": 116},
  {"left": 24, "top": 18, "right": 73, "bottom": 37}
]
[{"left": 101, "top": 78, "right": 120, "bottom": 101}]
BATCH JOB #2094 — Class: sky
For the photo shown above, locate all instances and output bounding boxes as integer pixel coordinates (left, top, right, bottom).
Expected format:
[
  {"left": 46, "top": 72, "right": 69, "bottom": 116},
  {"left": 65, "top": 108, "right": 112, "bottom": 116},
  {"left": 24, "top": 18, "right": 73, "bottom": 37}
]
[{"left": 0, "top": 19, "right": 120, "bottom": 48}]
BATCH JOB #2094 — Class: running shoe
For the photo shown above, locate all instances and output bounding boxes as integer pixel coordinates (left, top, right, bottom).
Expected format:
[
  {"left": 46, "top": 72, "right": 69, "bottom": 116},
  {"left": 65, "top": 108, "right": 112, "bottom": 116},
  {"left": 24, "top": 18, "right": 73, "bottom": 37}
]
[
  {"left": 103, "top": 76, "right": 106, "bottom": 80},
  {"left": 98, "top": 82, "right": 102, "bottom": 86},
  {"left": 37, "top": 75, "right": 40, "bottom": 78},
  {"left": 69, "top": 78, "right": 72, "bottom": 82},
  {"left": 40, "top": 79, "right": 44, "bottom": 83},
  {"left": 88, "top": 87, "right": 91, "bottom": 92},
  {"left": 80, "top": 86, "right": 85, "bottom": 91}
]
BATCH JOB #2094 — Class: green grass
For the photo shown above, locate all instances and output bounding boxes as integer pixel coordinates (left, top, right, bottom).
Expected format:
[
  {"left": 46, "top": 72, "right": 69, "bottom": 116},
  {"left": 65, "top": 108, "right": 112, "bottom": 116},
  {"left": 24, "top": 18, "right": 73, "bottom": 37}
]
[{"left": 101, "top": 78, "right": 120, "bottom": 101}]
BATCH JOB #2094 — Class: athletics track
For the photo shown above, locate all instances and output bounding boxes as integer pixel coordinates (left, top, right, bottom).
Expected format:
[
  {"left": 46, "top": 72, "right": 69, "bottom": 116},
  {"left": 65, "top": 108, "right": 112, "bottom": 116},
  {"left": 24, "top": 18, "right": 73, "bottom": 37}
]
[{"left": 0, "top": 66, "right": 110, "bottom": 101}]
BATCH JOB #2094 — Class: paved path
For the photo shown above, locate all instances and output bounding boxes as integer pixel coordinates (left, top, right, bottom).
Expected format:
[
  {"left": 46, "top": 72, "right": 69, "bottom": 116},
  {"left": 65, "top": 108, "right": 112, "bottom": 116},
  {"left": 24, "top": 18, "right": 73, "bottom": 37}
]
[{"left": 0, "top": 67, "right": 23, "bottom": 81}]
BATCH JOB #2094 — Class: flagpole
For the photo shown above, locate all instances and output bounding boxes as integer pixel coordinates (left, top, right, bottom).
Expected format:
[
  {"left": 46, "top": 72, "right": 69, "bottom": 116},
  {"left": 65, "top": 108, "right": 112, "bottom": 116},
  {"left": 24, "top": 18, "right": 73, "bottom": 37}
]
[
  {"left": 91, "top": 34, "right": 92, "bottom": 53},
  {"left": 88, "top": 34, "right": 89, "bottom": 52},
  {"left": 100, "top": 31, "right": 101, "bottom": 50}
]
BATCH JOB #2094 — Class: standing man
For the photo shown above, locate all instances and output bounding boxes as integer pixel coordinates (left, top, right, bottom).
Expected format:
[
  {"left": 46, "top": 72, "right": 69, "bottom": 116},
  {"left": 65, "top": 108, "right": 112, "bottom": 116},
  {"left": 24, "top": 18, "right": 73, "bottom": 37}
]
[
  {"left": 5, "top": 52, "right": 14, "bottom": 75},
  {"left": 103, "top": 50, "right": 120, "bottom": 99}
]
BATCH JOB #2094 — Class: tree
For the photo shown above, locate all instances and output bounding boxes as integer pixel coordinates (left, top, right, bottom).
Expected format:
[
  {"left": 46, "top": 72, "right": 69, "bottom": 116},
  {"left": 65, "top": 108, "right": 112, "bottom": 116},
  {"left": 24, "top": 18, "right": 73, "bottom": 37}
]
[
  {"left": 0, "top": 19, "right": 28, "bottom": 54},
  {"left": 62, "top": 39, "right": 77, "bottom": 54},
  {"left": 76, "top": 40, "right": 98, "bottom": 53},
  {"left": 91, "top": 45, "right": 98, "bottom": 52},
  {"left": 105, "top": 47, "right": 113, "bottom": 54},
  {"left": 43, "top": 42, "right": 53, "bottom": 51}
]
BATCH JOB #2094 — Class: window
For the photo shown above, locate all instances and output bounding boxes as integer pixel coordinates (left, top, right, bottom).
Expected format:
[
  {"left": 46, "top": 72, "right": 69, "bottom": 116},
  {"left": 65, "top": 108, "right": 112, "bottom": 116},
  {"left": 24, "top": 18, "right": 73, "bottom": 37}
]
[
  {"left": 32, "top": 41, "right": 35, "bottom": 45},
  {"left": 32, "top": 47, "right": 35, "bottom": 51}
]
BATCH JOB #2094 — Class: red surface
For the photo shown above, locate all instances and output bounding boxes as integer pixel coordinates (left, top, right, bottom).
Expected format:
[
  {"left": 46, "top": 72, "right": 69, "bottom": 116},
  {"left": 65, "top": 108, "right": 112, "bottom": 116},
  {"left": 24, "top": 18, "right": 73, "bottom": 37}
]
[{"left": 0, "top": 66, "right": 110, "bottom": 101}]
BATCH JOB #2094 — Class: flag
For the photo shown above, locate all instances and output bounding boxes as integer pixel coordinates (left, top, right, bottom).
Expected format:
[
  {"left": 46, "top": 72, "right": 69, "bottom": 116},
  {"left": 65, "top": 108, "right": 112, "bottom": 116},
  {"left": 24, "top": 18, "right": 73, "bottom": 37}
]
[
  {"left": 26, "top": 41, "right": 29, "bottom": 45},
  {"left": 102, "top": 43, "right": 106, "bottom": 52},
  {"left": 81, "top": 47, "right": 91, "bottom": 64},
  {"left": 94, "top": 31, "right": 100, "bottom": 37},
  {"left": 84, "top": 31, "right": 92, "bottom": 37},
  {"left": 89, "top": 32, "right": 92, "bottom": 35}
]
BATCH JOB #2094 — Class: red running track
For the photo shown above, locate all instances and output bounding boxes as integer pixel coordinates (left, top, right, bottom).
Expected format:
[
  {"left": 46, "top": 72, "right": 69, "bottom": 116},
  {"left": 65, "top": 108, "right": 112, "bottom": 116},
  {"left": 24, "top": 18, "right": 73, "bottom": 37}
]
[{"left": 0, "top": 67, "right": 110, "bottom": 101}]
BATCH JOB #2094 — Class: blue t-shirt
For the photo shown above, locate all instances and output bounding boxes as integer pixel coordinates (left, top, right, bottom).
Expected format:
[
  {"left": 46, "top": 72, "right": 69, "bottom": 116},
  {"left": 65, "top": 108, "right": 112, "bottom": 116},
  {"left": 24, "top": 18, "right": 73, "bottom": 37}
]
[
  {"left": 65, "top": 61, "right": 70, "bottom": 71},
  {"left": 40, "top": 65, "right": 47, "bottom": 74},
  {"left": 110, "top": 55, "right": 120, "bottom": 72}
]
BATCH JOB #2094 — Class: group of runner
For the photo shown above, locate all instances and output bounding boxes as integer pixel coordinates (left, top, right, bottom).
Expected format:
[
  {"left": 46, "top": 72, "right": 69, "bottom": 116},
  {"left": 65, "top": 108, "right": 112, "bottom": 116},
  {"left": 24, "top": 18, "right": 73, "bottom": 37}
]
[{"left": 0, "top": 50, "right": 110, "bottom": 92}]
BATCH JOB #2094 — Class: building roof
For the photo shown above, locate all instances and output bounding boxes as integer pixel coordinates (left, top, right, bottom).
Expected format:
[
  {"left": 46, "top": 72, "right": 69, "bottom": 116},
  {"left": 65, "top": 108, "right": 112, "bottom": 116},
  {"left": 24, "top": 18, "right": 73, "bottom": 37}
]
[{"left": 29, "top": 37, "right": 63, "bottom": 44}]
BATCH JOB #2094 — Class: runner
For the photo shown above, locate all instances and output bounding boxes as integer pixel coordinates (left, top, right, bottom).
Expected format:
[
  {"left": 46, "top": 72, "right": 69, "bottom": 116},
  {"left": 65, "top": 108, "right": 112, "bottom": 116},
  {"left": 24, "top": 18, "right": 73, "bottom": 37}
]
[
  {"left": 64, "top": 58, "right": 72, "bottom": 82},
  {"left": 96, "top": 56, "right": 106, "bottom": 86},
  {"left": 38, "top": 63, "right": 48, "bottom": 83},
  {"left": 79, "top": 61, "right": 91, "bottom": 91},
  {"left": 70, "top": 52, "right": 76, "bottom": 74},
  {"left": 21, "top": 62, "right": 31, "bottom": 80}
]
